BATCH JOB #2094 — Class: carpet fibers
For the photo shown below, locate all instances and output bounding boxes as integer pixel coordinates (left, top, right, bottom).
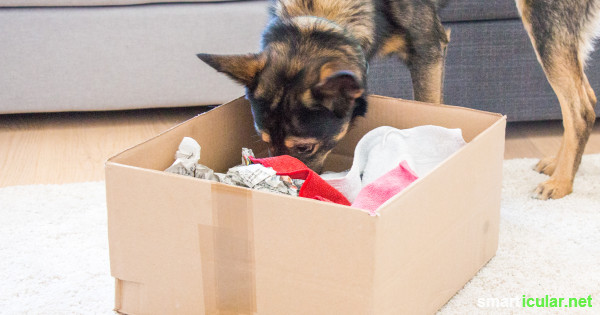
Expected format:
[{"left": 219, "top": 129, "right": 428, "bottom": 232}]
[{"left": 1, "top": 155, "right": 599, "bottom": 314}]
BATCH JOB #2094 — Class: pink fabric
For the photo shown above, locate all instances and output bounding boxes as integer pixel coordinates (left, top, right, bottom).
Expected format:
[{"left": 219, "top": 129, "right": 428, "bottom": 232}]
[{"left": 352, "top": 161, "right": 418, "bottom": 214}]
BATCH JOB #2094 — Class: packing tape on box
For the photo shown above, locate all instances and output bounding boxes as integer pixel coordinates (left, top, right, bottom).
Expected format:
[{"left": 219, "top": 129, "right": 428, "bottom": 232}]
[{"left": 198, "top": 184, "right": 257, "bottom": 314}]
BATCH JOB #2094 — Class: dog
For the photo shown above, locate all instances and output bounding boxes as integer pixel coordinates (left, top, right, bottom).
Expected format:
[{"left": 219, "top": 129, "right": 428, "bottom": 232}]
[
  {"left": 198, "top": 0, "right": 449, "bottom": 173},
  {"left": 198, "top": 0, "right": 598, "bottom": 199}
]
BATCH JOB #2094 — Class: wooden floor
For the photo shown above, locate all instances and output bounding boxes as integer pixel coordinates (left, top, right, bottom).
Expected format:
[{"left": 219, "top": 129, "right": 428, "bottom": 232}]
[{"left": 1, "top": 106, "right": 599, "bottom": 187}]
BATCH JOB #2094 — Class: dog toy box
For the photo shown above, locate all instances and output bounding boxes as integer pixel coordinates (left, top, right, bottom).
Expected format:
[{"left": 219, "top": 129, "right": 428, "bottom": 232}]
[{"left": 105, "top": 95, "right": 506, "bottom": 314}]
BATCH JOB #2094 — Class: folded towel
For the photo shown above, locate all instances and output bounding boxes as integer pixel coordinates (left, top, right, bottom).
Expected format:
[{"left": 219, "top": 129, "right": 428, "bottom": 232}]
[
  {"left": 250, "top": 155, "right": 351, "bottom": 206},
  {"left": 352, "top": 161, "right": 418, "bottom": 214},
  {"left": 321, "top": 125, "right": 465, "bottom": 202}
]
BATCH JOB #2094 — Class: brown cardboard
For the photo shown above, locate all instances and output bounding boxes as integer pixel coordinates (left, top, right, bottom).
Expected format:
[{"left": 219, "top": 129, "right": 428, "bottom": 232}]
[{"left": 106, "top": 95, "right": 506, "bottom": 314}]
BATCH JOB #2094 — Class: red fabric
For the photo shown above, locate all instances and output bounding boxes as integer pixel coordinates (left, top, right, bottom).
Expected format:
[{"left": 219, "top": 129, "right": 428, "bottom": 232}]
[
  {"left": 352, "top": 161, "right": 418, "bottom": 214},
  {"left": 250, "top": 155, "right": 351, "bottom": 206}
]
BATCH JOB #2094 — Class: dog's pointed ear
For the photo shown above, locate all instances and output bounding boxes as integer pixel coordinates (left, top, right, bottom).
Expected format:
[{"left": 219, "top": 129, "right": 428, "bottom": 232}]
[
  {"left": 197, "top": 53, "right": 265, "bottom": 86},
  {"left": 313, "top": 62, "right": 364, "bottom": 117}
]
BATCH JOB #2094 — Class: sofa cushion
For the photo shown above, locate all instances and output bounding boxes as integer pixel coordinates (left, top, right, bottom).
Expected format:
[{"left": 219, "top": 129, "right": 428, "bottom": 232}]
[
  {"left": 440, "top": 0, "right": 520, "bottom": 22},
  {"left": 0, "top": 1, "right": 269, "bottom": 113},
  {"left": 0, "top": 0, "right": 253, "bottom": 7}
]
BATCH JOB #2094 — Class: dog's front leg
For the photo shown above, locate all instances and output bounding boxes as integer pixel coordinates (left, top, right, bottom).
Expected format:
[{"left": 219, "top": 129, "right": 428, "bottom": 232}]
[
  {"left": 406, "top": 29, "right": 451, "bottom": 104},
  {"left": 533, "top": 64, "right": 596, "bottom": 199}
]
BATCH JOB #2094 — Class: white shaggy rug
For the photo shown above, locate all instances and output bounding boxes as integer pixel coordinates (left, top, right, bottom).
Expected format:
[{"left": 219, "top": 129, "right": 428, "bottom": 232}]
[{"left": 1, "top": 155, "right": 599, "bottom": 314}]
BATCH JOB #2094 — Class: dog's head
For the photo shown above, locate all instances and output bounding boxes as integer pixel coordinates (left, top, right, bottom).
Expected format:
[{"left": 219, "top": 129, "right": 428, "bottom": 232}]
[{"left": 198, "top": 19, "right": 367, "bottom": 173}]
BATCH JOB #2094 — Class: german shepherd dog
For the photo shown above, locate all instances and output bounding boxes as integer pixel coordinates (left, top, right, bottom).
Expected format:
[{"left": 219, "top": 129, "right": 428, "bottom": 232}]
[{"left": 198, "top": 0, "right": 599, "bottom": 199}]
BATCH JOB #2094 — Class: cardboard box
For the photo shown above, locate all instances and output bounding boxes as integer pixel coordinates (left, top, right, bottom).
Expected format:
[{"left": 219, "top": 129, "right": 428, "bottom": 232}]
[{"left": 106, "top": 95, "right": 506, "bottom": 314}]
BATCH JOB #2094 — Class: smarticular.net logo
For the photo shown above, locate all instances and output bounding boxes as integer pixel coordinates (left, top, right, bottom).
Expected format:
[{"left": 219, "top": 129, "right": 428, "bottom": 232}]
[{"left": 477, "top": 295, "right": 593, "bottom": 309}]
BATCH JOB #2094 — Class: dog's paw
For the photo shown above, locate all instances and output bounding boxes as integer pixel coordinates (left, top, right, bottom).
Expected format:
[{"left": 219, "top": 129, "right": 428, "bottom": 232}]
[
  {"left": 534, "top": 156, "right": 557, "bottom": 176},
  {"left": 532, "top": 178, "right": 572, "bottom": 200}
]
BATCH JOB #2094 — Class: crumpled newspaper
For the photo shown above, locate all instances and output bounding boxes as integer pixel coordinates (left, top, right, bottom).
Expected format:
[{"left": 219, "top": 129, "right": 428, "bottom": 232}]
[
  {"left": 218, "top": 164, "right": 299, "bottom": 195},
  {"left": 164, "top": 137, "right": 219, "bottom": 181},
  {"left": 165, "top": 137, "right": 301, "bottom": 196}
]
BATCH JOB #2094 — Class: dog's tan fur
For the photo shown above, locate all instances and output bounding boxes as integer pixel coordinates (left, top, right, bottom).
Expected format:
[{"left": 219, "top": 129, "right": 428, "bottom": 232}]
[{"left": 378, "top": 35, "right": 409, "bottom": 59}]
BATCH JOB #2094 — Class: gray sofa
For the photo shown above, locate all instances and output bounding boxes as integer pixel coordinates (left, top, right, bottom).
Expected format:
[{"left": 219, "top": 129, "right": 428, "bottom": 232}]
[{"left": 1, "top": 0, "right": 599, "bottom": 121}]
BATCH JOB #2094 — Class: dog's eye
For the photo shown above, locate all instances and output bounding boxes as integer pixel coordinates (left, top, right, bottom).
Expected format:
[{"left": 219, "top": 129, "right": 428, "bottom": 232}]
[{"left": 295, "top": 143, "right": 315, "bottom": 154}]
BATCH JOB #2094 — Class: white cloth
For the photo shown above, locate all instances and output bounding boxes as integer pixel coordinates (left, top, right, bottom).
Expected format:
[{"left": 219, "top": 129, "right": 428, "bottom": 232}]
[{"left": 321, "top": 125, "right": 466, "bottom": 202}]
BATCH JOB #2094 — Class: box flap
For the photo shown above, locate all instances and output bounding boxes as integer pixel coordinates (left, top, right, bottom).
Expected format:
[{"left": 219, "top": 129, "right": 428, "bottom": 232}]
[{"left": 107, "top": 96, "right": 268, "bottom": 173}]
